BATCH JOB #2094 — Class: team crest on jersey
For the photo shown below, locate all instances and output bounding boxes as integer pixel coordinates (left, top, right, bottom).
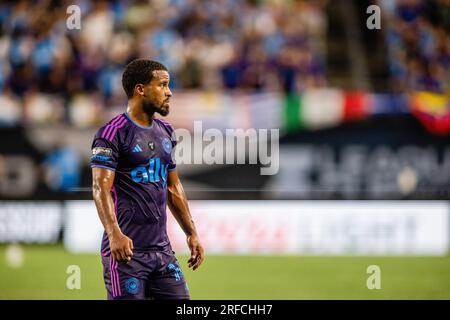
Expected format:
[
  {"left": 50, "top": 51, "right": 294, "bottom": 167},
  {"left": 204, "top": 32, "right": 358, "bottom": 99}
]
[
  {"left": 125, "top": 277, "right": 140, "bottom": 294},
  {"left": 148, "top": 141, "right": 155, "bottom": 150},
  {"left": 162, "top": 137, "right": 172, "bottom": 154}
]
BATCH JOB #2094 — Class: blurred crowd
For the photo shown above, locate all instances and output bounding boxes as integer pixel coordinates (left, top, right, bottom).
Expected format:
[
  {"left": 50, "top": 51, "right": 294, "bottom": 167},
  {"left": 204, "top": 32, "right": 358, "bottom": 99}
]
[
  {"left": 0, "top": 0, "right": 328, "bottom": 127},
  {"left": 381, "top": 0, "right": 450, "bottom": 93}
]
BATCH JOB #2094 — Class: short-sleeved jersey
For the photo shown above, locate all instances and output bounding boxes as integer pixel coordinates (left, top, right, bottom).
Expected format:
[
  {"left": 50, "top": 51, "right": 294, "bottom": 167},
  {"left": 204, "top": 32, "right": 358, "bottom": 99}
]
[{"left": 90, "top": 112, "right": 177, "bottom": 253}]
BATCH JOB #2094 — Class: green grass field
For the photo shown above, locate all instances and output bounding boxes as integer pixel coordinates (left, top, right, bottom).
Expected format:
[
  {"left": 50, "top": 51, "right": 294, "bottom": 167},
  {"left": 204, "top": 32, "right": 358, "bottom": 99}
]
[{"left": 0, "top": 244, "right": 449, "bottom": 299}]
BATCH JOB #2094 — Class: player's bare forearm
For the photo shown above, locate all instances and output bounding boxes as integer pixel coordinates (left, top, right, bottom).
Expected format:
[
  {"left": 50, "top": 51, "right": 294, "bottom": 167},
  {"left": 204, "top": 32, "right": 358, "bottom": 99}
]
[
  {"left": 92, "top": 167, "right": 133, "bottom": 262},
  {"left": 167, "top": 170, "right": 204, "bottom": 270},
  {"left": 92, "top": 167, "right": 120, "bottom": 236},
  {"left": 167, "top": 171, "right": 197, "bottom": 236}
]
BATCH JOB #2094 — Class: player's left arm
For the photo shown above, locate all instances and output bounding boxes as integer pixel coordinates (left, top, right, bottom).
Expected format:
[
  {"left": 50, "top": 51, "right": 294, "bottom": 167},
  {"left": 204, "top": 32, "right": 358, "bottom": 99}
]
[{"left": 167, "top": 170, "right": 204, "bottom": 271}]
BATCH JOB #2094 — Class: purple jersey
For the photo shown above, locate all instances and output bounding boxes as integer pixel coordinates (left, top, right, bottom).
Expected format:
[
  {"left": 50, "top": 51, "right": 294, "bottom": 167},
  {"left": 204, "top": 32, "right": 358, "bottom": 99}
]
[{"left": 90, "top": 112, "right": 177, "bottom": 253}]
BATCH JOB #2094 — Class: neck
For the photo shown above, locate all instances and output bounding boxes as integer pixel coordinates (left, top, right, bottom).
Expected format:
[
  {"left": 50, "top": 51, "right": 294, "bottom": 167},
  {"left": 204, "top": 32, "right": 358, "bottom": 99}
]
[{"left": 126, "top": 101, "right": 154, "bottom": 127}]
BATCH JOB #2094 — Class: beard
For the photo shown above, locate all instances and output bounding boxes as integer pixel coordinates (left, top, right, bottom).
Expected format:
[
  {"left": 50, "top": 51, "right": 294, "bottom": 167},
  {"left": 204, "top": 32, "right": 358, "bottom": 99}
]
[
  {"left": 143, "top": 100, "right": 169, "bottom": 117},
  {"left": 158, "top": 105, "right": 170, "bottom": 116}
]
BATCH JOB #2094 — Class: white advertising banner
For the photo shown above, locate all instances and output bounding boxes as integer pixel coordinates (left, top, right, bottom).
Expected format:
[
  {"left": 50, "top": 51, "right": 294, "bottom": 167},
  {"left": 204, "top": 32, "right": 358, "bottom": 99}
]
[
  {"left": 64, "top": 200, "right": 449, "bottom": 255},
  {"left": 64, "top": 200, "right": 104, "bottom": 253},
  {"left": 0, "top": 202, "right": 62, "bottom": 243}
]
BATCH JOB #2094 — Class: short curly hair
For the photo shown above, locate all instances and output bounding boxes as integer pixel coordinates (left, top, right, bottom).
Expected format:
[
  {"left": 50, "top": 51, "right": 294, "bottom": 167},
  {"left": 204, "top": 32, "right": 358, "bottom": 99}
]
[{"left": 122, "top": 59, "right": 168, "bottom": 98}]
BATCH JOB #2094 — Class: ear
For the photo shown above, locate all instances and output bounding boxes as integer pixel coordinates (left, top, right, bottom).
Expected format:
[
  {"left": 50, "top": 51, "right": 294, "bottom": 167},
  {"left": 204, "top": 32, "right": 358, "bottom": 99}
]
[{"left": 134, "top": 84, "right": 145, "bottom": 97}]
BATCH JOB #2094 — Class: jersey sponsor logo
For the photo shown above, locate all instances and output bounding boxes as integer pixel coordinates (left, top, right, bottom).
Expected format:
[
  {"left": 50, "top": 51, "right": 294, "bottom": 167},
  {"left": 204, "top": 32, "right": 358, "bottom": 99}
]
[
  {"left": 92, "top": 147, "right": 112, "bottom": 156},
  {"left": 91, "top": 147, "right": 113, "bottom": 162},
  {"left": 91, "top": 155, "right": 113, "bottom": 162},
  {"left": 132, "top": 144, "right": 143, "bottom": 153},
  {"left": 162, "top": 137, "right": 172, "bottom": 154},
  {"left": 125, "top": 277, "right": 140, "bottom": 294},
  {"left": 131, "top": 157, "right": 169, "bottom": 186}
]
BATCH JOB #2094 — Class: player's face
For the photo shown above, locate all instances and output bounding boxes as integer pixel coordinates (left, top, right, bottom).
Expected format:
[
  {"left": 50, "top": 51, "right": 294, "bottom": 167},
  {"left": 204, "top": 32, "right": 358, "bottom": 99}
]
[{"left": 142, "top": 70, "right": 172, "bottom": 116}]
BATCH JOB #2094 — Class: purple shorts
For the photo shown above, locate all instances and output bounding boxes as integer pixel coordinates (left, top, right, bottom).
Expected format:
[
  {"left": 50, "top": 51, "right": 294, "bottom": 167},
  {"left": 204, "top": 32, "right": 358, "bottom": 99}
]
[{"left": 101, "top": 249, "right": 190, "bottom": 300}]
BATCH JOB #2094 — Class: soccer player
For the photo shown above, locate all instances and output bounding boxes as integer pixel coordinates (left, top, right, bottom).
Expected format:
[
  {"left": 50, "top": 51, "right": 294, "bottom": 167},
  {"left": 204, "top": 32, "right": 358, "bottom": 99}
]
[{"left": 90, "top": 59, "right": 204, "bottom": 300}]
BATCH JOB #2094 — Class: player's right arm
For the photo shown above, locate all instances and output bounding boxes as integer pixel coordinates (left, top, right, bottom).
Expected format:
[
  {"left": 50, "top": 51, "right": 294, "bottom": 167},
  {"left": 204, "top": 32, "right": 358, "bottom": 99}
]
[
  {"left": 92, "top": 167, "right": 133, "bottom": 263},
  {"left": 91, "top": 124, "right": 133, "bottom": 263}
]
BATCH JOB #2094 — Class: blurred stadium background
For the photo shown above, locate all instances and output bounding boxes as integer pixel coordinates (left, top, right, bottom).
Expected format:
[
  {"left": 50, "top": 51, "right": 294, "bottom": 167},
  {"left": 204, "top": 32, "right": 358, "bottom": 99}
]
[{"left": 0, "top": 0, "right": 449, "bottom": 299}]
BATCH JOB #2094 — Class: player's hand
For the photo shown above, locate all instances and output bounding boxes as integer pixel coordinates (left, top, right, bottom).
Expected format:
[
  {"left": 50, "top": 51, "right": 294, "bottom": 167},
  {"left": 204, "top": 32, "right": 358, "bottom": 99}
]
[
  {"left": 187, "top": 234, "right": 204, "bottom": 271},
  {"left": 109, "top": 230, "right": 133, "bottom": 263}
]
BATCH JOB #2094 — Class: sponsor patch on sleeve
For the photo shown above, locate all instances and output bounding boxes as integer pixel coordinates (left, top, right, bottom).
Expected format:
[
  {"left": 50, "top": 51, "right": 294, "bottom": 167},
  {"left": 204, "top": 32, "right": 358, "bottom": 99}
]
[
  {"left": 92, "top": 147, "right": 112, "bottom": 156},
  {"left": 91, "top": 147, "right": 113, "bottom": 162}
]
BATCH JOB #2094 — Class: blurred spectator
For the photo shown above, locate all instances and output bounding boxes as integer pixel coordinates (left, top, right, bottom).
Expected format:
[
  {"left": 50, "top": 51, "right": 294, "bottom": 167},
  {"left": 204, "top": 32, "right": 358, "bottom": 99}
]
[
  {"left": 0, "top": 89, "right": 21, "bottom": 127},
  {"left": 42, "top": 143, "right": 82, "bottom": 192},
  {"left": 68, "top": 93, "right": 104, "bottom": 128},
  {"left": 0, "top": 0, "right": 328, "bottom": 127},
  {"left": 382, "top": 0, "right": 450, "bottom": 93},
  {"left": 24, "top": 92, "right": 65, "bottom": 126}
]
